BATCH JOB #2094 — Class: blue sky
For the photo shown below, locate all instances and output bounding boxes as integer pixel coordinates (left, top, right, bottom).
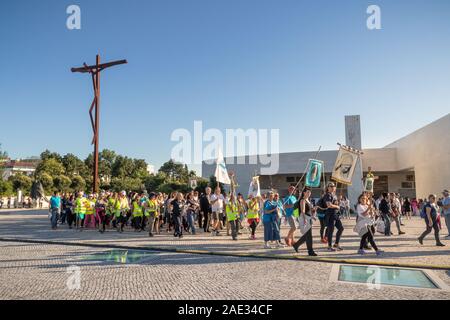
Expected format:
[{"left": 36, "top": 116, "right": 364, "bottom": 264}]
[{"left": 1, "top": 0, "right": 449, "bottom": 174}]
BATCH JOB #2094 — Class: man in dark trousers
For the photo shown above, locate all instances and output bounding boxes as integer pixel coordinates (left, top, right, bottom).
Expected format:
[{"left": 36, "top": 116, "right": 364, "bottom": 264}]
[
  {"left": 324, "top": 182, "right": 344, "bottom": 251},
  {"left": 200, "top": 187, "right": 212, "bottom": 232}
]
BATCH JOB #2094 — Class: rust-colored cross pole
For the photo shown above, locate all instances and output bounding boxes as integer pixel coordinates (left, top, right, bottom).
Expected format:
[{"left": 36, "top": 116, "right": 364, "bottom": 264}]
[{"left": 71, "top": 55, "right": 127, "bottom": 194}]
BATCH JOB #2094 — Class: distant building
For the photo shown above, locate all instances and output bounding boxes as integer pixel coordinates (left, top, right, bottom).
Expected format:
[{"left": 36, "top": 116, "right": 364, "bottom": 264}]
[
  {"left": 1, "top": 159, "right": 39, "bottom": 180},
  {"left": 202, "top": 113, "right": 450, "bottom": 205}
]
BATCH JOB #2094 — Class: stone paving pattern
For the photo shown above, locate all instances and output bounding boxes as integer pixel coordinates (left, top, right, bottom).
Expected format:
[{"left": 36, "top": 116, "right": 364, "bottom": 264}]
[
  {"left": 0, "top": 241, "right": 449, "bottom": 300},
  {"left": 0, "top": 210, "right": 449, "bottom": 268},
  {"left": 0, "top": 210, "right": 449, "bottom": 300}
]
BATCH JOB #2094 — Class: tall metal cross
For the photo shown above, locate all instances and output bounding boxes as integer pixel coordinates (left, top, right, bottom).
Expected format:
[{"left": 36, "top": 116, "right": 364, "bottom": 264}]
[{"left": 71, "top": 55, "right": 127, "bottom": 193}]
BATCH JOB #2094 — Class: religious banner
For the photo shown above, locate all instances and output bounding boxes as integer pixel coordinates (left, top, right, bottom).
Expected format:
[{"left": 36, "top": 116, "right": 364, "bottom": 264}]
[
  {"left": 305, "top": 159, "right": 323, "bottom": 188},
  {"left": 189, "top": 178, "right": 198, "bottom": 189},
  {"left": 331, "top": 145, "right": 361, "bottom": 185},
  {"left": 214, "top": 148, "right": 231, "bottom": 185},
  {"left": 364, "top": 177, "right": 374, "bottom": 193},
  {"left": 248, "top": 176, "right": 261, "bottom": 198}
]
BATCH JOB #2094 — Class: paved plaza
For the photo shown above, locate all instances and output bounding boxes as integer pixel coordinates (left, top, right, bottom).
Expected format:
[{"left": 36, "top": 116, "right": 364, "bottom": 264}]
[{"left": 0, "top": 210, "right": 449, "bottom": 299}]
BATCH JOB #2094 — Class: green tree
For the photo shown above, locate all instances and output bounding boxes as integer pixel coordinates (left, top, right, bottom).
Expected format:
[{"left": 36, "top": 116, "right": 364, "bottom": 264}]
[
  {"left": 110, "top": 177, "right": 143, "bottom": 193},
  {"left": 99, "top": 149, "right": 117, "bottom": 182},
  {"left": 158, "top": 159, "right": 190, "bottom": 183},
  {"left": 0, "top": 179, "right": 13, "bottom": 196},
  {"left": 0, "top": 143, "right": 8, "bottom": 160},
  {"left": 35, "top": 158, "right": 65, "bottom": 177},
  {"left": 144, "top": 173, "right": 167, "bottom": 192},
  {"left": 8, "top": 174, "right": 32, "bottom": 193},
  {"left": 195, "top": 178, "right": 209, "bottom": 193},
  {"left": 71, "top": 175, "right": 86, "bottom": 192},
  {"left": 53, "top": 175, "right": 72, "bottom": 192},
  {"left": 40, "top": 150, "right": 62, "bottom": 162},
  {"left": 39, "top": 172, "right": 54, "bottom": 193},
  {"left": 62, "top": 153, "right": 88, "bottom": 177}
]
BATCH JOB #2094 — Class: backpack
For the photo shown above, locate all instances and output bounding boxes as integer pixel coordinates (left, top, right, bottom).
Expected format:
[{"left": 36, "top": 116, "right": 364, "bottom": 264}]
[{"left": 420, "top": 204, "right": 428, "bottom": 219}]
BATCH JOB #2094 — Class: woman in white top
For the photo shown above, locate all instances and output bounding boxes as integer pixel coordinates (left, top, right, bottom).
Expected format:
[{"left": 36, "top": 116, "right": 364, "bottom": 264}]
[{"left": 355, "top": 194, "right": 383, "bottom": 256}]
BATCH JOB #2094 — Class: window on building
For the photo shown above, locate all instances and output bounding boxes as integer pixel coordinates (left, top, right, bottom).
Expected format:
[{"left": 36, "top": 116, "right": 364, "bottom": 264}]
[
  {"left": 406, "top": 175, "right": 415, "bottom": 182},
  {"left": 401, "top": 182, "right": 414, "bottom": 189}
]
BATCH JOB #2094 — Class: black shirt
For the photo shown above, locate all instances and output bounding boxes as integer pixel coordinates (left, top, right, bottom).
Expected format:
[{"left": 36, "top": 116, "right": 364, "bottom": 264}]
[
  {"left": 324, "top": 193, "right": 339, "bottom": 215},
  {"left": 200, "top": 194, "right": 211, "bottom": 213},
  {"left": 171, "top": 200, "right": 184, "bottom": 216}
]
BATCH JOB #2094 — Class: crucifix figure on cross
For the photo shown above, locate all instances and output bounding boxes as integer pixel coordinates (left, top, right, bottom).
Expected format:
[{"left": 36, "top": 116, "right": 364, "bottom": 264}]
[{"left": 71, "top": 55, "right": 127, "bottom": 193}]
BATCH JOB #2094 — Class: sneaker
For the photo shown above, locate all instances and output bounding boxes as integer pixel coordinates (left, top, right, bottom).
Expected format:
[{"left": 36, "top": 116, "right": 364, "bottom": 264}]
[
  {"left": 376, "top": 250, "right": 384, "bottom": 256},
  {"left": 327, "top": 247, "right": 336, "bottom": 252},
  {"left": 436, "top": 242, "right": 445, "bottom": 247},
  {"left": 308, "top": 251, "right": 318, "bottom": 257},
  {"left": 399, "top": 231, "right": 405, "bottom": 235},
  {"left": 357, "top": 249, "right": 365, "bottom": 255},
  {"left": 264, "top": 243, "right": 271, "bottom": 249},
  {"left": 418, "top": 237, "right": 423, "bottom": 245},
  {"left": 333, "top": 244, "right": 343, "bottom": 251}
]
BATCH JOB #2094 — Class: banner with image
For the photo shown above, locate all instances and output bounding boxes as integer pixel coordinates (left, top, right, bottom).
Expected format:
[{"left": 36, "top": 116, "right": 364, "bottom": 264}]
[
  {"left": 364, "top": 177, "right": 374, "bottom": 193},
  {"left": 331, "top": 146, "right": 360, "bottom": 185},
  {"left": 305, "top": 159, "right": 323, "bottom": 188},
  {"left": 248, "top": 176, "right": 261, "bottom": 198}
]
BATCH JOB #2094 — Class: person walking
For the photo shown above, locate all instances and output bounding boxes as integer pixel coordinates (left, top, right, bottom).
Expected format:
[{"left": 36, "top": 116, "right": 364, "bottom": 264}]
[
  {"left": 145, "top": 193, "right": 158, "bottom": 237},
  {"left": 171, "top": 192, "right": 185, "bottom": 238},
  {"left": 389, "top": 193, "right": 405, "bottom": 235},
  {"left": 66, "top": 194, "right": 75, "bottom": 229},
  {"left": 186, "top": 191, "right": 198, "bottom": 235},
  {"left": 210, "top": 187, "right": 225, "bottom": 236},
  {"left": 355, "top": 194, "right": 383, "bottom": 256},
  {"left": 246, "top": 194, "right": 260, "bottom": 240},
  {"left": 200, "top": 187, "right": 212, "bottom": 232},
  {"left": 283, "top": 186, "right": 297, "bottom": 246},
  {"left": 49, "top": 191, "right": 61, "bottom": 230},
  {"left": 225, "top": 194, "right": 239, "bottom": 240},
  {"left": 324, "top": 182, "right": 344, "bottom": 251},
  {"left": 292, "top": 187, "right": 317, "bottom": 256},
  {"left": 441, "top": 190, "right": 450, "bottom": 239},
  {"left": 378, "top": 193, "right": 392, "bottom": 236},
  {"left": 263, "top": 192, "right": 282, "bottom": 249},
  {"left": 418, "top": 194, "right": 445, "bottom": 247},
  {"left": 403, "top": 197, "right": 412, "bottom": 220}
]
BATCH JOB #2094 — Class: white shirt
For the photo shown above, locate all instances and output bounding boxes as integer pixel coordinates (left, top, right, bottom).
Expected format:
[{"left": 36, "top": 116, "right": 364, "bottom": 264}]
[
  {"left": 210, "top": 194, "right": 224, "bottom": 213},
  {"left": 357, "top": 204, "right": 369, "bottom": 219}
]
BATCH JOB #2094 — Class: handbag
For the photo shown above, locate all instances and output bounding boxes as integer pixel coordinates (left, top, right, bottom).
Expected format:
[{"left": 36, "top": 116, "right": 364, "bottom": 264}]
[
  {"left": 376, "top": 218, "right": 385, "bottom": 234},
  {"left": 298, "top": 214, "right": 312, "bottom": 235}
]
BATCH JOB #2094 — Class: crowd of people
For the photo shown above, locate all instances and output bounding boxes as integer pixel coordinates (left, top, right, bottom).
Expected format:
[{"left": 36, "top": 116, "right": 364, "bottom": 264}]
[{"left": 46, "top": 185, "right": 450, "bottom": 257}]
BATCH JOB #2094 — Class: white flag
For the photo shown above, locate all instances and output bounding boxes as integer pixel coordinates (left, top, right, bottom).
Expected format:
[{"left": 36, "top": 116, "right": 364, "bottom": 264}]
[{"left": 214, "top": 148, "right": 231, "bottom": 185}]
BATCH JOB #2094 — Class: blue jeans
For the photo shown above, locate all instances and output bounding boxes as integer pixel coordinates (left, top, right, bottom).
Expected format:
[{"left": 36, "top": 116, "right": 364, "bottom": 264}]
[
  {"left": 187, "top": 211, "right": 196, "bottom": 235},
  {"left": 50, "top": 208, "right": 59, "bottom": 228},
  {"left": 381, "top": 213, "right": 391, "bottom": 235},
  {"left": 444, "top": 215, "right": 450, "bottom": 236},
  {"left": 263, "top": 214, "right": 280, "bottom": 242}
]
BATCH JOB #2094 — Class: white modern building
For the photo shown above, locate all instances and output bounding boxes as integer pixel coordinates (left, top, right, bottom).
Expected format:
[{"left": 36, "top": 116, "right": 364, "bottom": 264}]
[
  {"left": 202, "top": 113, "right": 450, "bottom": 205},
  {"left": 1, "top": 159, "right": 38, "bottom": 180}
]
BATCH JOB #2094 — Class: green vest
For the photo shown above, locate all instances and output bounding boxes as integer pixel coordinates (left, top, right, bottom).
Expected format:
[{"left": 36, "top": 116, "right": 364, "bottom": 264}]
[
  {"left": 85, "top": 200, "right": 95, "bottom": 215},
  {"left": 226, "top": 203, "right": 239, "bottom": 221},
  {"left": 145, "top": 200, "right": 157, "bottom": 217},
  {"left": 293, "top": 208, "right": 300, "bottom": 218},
  {"left": 247, "top": 200, "right": 260, "bottom": 219},
  {"left": 132, "top": 202, "right": 143, "bottom": 217},
  {"left": 75, "top": 197, "right": 86, "bottom": 215}
]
